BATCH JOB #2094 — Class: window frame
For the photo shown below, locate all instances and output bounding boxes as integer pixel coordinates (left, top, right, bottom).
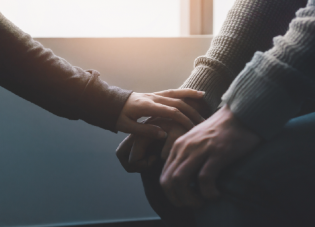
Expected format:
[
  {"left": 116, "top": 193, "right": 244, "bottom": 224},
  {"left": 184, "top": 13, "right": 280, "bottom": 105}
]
[{"left": 180, "top": 0, "right": 214, "bottom": 35}]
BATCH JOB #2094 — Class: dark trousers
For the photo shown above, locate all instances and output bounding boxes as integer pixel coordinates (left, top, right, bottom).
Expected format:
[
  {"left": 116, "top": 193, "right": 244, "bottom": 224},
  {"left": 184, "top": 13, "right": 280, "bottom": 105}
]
[{"left": 141, "top": 112, "right": 315, "bottom": 227}]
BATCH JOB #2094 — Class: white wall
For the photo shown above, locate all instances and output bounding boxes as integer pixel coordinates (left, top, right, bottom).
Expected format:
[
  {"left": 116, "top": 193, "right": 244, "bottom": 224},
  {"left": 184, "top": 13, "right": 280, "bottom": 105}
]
[
  {"left": 0, "top": 37, "right": 212, "bottom": 227},
  {"left": 37, "top": 37, "right": 212, "bottom": 92}
]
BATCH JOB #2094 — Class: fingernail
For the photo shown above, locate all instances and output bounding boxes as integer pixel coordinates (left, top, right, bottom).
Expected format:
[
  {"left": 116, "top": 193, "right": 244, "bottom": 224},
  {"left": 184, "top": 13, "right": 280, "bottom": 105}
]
[
  {"left": 158, "top": 131, "right": 167, "bottom": 139},
  {"left": 198, "top": 91, "right": 205, "bottom": 96}
]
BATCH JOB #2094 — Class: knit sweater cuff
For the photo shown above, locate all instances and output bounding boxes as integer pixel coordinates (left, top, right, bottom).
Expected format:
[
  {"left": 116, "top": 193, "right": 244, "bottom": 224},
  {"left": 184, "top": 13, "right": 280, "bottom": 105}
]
[
  {"left": 78, "top": 70, "right": 133, "bottom": 133},
  {"left": 222, "top": 52, "right": 303, "bottom": 140},
  {"left": 180, "top": 57, "right": 233, "bottom": 116}
]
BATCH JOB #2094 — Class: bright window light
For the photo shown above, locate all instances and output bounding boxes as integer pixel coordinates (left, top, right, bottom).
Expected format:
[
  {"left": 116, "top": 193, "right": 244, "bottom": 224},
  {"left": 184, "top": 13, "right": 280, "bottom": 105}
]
[
  {"left": 214, "top": 0, "right": 236, "bottom": 35},
  {"left": 0, "top": 0, "right": 181, "bottom": 37}
]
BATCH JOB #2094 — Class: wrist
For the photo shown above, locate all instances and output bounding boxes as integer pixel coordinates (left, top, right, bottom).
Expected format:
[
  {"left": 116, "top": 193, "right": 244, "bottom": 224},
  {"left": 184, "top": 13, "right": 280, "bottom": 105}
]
[
  {"left": 183, "top": 97, "right": 212, "bottom": 119},
  {"left": 216, "top": 104, "right": 263, "bottom": 141}
]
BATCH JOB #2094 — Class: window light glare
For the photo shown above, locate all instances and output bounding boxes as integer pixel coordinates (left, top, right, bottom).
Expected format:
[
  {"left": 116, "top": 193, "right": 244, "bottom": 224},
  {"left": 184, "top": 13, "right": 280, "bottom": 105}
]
[{"left": 0, "top": 0, "right": 181, "bottom": 37}]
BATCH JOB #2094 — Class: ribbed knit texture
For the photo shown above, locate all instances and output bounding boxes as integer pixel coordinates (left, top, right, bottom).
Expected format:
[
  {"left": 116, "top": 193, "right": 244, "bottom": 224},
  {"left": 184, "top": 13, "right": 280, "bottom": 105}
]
[
  {"left": 222, "top": 1, "right": 315, "bottom": 139},
  {"left": 181, "top": 0, "right": 307, "bottom": 116}
]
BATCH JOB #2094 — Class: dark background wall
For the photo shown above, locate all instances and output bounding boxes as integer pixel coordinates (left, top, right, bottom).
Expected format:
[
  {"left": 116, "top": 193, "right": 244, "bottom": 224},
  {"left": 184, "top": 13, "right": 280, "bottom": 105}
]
[{"left": 0, "top": 37, "right": 212, "bottom": 227}]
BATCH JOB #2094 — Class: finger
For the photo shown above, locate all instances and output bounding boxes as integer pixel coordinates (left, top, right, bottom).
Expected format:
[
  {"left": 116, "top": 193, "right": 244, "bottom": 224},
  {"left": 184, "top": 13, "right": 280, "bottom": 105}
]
[
  {"left": 198, "top": 158, "right": 222, "bottom": 200},
  {"left": 116, "top": 134, "right": 135, "bottom": 159},
  {"left": 118, "top": 136, "right": 157, "bottom": 173},
  {"left": 169, "top": 154, "right": 207, "bottom": 208},
  {"left": 115, "top": 135, "right": 138, "bottom": 172},
  {"left": 122, "top": 118, "right": 168, "bottom": 139},
  {"left": 160, "top": 158, "right": 185, "bottom": 207},
  {"left": 160, "top": 139, "right": 195, "bottom": 207},
  {"left": 154, "top": 89, "right": 205, "bottom": 99},
  {"left": 161, "top": 135, "right": 177, "bottom": 160},
  {"left": 129, "top": 136, "right": 154, "bottom": 163},
  {"left": 161, "top": 135, "right": 194, "bottom": 174},
  {"left": 116, "top": 134, "right": 134, "bottom": 164},
  {"left": 153, "top": 96, "right": 205, "bottom": 124},
  {"left": 162, "top": 146, "right": 178, "bottom": 175},
  {"left": 148, "top": 104, "right": 195, "bottom": 130}
]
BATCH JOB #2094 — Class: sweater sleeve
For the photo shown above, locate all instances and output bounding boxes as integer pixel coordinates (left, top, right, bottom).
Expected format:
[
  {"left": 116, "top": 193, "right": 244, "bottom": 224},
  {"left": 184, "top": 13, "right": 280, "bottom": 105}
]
[
  {"left": 180, "top": 0, "right": 307, "bottom": 116},
  {"left": 222, "top": 1, "right": 315, "bottom": 140},
  {"left": 0, "top": 13, "right": 132, "bottom": 132}
]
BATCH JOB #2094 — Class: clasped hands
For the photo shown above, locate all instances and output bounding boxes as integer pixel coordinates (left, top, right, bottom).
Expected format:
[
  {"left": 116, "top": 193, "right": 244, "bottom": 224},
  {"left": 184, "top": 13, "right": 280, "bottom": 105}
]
[{"left": 116, "top": 90, "right": 262, "bottom": 208}]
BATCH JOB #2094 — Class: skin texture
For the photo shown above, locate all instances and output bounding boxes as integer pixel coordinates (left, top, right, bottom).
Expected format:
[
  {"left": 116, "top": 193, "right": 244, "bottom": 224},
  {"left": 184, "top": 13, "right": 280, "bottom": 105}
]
[
  {"left": 116, "top": 117, "right": 187, "bottom": 173},
  {"left": 116, "top": 89, "right": 205, "bottom": 139},
  {"left": 116, "top": 118, "right": 196, "bottom": 226},
  {"left": 117, "top": 104, "right": 262, "bottom": 210},
  {"left": 116, "top": 97, "right": 210, "bottom": 173},
  {"left": 160, "top": 105, "right": 262, "bottom": 208}
]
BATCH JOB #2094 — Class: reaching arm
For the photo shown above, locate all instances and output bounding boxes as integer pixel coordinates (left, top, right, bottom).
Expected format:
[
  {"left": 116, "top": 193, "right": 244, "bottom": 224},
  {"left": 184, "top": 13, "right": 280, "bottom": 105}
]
[
  {"left": 0, "top": 12, "right": 131, "bottom": 132},
  {"left": 181, "top": 0, "right": 307, "bottom": 116},
  {"left": 0, "top": 13, "right": 206, "bottom": 137}
]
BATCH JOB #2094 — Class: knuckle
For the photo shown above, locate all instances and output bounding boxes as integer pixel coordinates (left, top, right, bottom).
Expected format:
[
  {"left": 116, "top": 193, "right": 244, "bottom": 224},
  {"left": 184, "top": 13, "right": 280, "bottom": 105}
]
[
  {"left": 170, "top": 107, "right": 179, "bottom": 114},
  {"left": 168, "top": 89, "right": 175, "bottom": 96},
  {"left": 160, "top": 176, "right": 170, "bottom": 189},
  {"left": 175, "top": 99, "right": 183, "bottom": 106},
  {"left": 143, "top": 93, "right": 153, "bottom": 98},
  {"left": 172, "top": 142, "right": 181, "bottom": 151},
  {"left": 141, "top": 102, "right": 154, "bottom": 112},
  {"left": 183, "top": 88, "right": 193, "bottom": 94},
  {"left": 143, "top": 100, "right": 153, "bottom": 106},
  {"left": 174, "top": 137, "right": 185, "bottom": 147}
]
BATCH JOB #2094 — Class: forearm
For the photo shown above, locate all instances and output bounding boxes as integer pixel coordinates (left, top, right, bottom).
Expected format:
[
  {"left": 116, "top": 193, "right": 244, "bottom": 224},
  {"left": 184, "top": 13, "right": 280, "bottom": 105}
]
[
  {"left": 0, "top": 13, "right": 132, "bottom": 131},
  {"left": 181, "top": 0, "right": 307, "bottom": 116},
  {"left": 222, "top": 2, "right": 315, "bottom": 139}
]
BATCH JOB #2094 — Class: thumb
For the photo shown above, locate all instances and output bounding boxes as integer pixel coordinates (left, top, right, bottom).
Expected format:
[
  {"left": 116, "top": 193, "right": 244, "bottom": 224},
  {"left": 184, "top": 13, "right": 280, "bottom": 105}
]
[{"left": 129, "top": 136, "right": 154, "bottom": 163}]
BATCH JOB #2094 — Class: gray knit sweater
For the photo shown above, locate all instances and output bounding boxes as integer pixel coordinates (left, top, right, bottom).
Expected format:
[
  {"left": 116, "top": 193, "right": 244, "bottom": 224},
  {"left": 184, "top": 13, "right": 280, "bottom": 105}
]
[{"left": 181, "top": 0, "right": 315, "bottom": 139}]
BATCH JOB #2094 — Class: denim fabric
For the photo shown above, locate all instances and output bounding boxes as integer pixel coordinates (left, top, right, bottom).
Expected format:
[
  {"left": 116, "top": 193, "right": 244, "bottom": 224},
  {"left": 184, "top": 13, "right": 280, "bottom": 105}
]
[{"left": 195, "top": 112, "right": 315, "bottom": 227}]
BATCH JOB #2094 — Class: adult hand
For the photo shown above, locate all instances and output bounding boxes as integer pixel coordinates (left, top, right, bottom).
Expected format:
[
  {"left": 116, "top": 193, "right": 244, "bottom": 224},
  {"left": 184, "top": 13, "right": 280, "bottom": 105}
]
[
  {"left": 116, "top": 89, "right": 205, "bottom": 139},
  {"left": 160, "top": 104, "right": 262, "bottom": 208},
  {"left": 182, "top": 97, "right": 212, "bottom": 119},
  {"left": 116, "top": 118, "right": 187, "bottom": 173}
]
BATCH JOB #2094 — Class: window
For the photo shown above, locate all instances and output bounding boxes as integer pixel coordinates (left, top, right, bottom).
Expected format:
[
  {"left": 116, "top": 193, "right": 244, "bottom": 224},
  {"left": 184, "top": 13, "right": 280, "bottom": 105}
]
[
  {"left": 0, "top": 0, "right": 181, "bottom": 37},
  {"left": 0, "top": 0, "right": 235, "bottom": 37},
  {"left": 214, "top": 0, "right": 236, "bottom": 35}
]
